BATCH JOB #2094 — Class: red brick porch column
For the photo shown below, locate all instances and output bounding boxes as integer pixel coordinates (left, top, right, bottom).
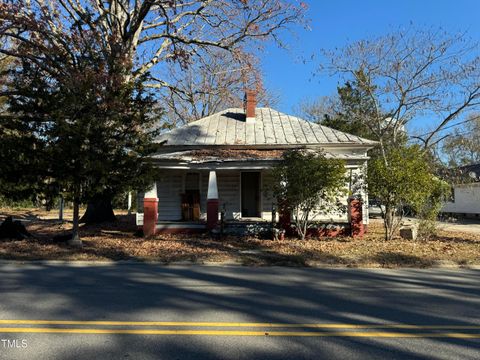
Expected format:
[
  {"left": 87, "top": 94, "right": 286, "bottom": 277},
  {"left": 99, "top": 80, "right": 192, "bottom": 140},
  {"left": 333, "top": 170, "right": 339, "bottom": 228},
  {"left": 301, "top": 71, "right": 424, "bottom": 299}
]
[
  {"left": 349, "top": 198, "right": 364, "bottom": 238},
  {"left": 207, "top": 170, "right": 219, "bottom": 230},
  {"left": 143, "top": 183, "right": 158, "bottom": 237}
]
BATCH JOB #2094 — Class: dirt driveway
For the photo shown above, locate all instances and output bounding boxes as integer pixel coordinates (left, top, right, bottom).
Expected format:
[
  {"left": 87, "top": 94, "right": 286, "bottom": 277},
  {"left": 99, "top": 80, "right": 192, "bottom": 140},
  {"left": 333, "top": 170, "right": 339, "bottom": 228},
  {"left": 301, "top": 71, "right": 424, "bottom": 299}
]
[
  {"left": 437, "top": 219, "right": 480, "bottom": 235},
  {"left": 373, "top": 217, "right": 480, "bottom": 236}
]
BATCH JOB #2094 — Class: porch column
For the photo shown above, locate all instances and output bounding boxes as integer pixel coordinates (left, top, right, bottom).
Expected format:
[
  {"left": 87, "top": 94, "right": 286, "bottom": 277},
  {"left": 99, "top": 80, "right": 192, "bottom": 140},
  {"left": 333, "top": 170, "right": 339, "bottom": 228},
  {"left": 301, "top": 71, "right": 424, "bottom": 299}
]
[
  {"left": 207, "top": 170, "right": 219, "bottom": 230},
  {"left": 143, "top": 183, "right": 158, "bottom": 237},
  {"left": 349, "top": 197, "right": 364, "bottom": 238}
]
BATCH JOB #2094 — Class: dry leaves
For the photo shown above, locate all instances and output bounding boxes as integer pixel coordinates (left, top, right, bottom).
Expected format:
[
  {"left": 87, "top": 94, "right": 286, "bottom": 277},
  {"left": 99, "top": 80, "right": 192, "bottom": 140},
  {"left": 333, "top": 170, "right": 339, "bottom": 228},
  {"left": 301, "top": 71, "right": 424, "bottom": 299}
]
[{"left": 0, "top": 209, "right": 479, "bottom": 267}]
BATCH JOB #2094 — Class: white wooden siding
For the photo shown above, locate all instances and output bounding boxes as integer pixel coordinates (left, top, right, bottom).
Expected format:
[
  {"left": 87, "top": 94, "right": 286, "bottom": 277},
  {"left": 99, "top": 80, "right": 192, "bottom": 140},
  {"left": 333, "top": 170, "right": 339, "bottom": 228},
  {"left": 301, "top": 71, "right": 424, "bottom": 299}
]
[
  {"left": 155, "top": 169, "right": 266, "bottom": 222},
  {"left": 140, "top": 165, "right": 368, "bottom": 224},
  {"left": 294, "top": 164, "right": 368, "bottom": 224},
  {"left": 217, "top": 171, "right": 241, "bottom": 220},
  {"left": 156, "top": 171, "right": 183, "bottom": 221},
  {"left": 156, "top": 170, "right": 209, "bottom": 221},
  {"left": 261, "top": 171, "right": 276, "bottom": 221},
  {"left": 442, "top": 182, "right": 480, "bottom": 215}
]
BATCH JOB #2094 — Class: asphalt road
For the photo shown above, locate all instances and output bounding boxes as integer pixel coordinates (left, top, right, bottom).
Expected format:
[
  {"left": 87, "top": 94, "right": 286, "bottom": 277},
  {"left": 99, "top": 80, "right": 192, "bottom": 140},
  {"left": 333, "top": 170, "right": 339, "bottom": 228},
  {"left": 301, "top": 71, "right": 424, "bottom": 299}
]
[{"left": 0, "top": 263, "right": 479, "bottom": 359}]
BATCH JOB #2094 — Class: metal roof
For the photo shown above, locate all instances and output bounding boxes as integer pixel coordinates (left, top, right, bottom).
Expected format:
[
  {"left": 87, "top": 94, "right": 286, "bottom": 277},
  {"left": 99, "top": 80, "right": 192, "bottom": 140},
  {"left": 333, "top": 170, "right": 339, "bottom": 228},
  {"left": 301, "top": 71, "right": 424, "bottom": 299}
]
[{"left": 156, "top": 107, "right": 377, "bottom": 147}]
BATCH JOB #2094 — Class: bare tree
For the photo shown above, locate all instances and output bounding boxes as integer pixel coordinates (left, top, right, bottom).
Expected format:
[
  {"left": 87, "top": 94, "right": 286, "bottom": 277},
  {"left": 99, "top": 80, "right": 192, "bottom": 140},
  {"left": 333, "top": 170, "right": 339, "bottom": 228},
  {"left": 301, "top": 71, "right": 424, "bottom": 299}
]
[
  {"left": 1, "top": 0, "right": 305, "bottom": 85},
  {"left": 320, "top": 28, "right": 480, "bottom": 154},
  {"left": 316, "top": 28, "right": 480, "bottom": 240},
  {"left": 0, "top": 0, "right": 305, "bottom": 222},
  {"left": 295, "top": 95, "right": 339, "bottom": 123},
  {"left": 161, "top": 48, "right": 277, "bottom": 127},
  {"left": 442, "top": 113, "right": 480, "bottom": 167}
]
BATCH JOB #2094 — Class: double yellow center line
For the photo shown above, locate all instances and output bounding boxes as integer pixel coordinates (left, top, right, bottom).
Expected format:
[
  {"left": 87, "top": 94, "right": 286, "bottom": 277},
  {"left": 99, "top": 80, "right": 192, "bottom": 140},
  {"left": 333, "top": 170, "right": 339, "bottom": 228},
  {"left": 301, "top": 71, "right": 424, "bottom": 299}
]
[{"left": 0, "top": 320, "right": 479, "bottom": 338}]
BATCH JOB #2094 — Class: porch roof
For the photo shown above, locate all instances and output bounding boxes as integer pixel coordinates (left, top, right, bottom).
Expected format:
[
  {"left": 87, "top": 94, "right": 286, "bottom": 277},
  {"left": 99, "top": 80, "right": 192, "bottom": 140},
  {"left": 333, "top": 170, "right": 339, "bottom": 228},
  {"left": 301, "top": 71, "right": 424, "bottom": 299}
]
[{"left": 152, "top": 149, "right": 369, "bottom": 164}]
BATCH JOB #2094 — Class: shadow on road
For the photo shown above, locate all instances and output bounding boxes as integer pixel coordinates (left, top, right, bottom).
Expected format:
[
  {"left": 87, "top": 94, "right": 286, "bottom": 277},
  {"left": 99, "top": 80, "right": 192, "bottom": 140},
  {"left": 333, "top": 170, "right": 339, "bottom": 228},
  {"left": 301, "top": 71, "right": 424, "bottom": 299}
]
[{"left": 0, "top": 264, "right": 479, "bottom": 359}]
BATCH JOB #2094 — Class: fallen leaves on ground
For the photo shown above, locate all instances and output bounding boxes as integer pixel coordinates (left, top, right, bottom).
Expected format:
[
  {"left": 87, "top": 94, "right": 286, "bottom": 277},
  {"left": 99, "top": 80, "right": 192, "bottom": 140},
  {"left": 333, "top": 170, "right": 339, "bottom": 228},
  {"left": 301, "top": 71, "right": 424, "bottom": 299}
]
[{"left": 0, "top": 208, "right": 479, "bottom": 267}]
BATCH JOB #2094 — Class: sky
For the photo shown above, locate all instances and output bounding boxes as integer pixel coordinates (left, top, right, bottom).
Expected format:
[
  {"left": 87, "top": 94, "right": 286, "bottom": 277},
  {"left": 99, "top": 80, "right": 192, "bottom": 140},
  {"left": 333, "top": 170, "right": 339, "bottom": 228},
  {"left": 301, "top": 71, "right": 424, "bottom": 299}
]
[{"left": 261, "top": 0, "right": 480, "bottom": 120}]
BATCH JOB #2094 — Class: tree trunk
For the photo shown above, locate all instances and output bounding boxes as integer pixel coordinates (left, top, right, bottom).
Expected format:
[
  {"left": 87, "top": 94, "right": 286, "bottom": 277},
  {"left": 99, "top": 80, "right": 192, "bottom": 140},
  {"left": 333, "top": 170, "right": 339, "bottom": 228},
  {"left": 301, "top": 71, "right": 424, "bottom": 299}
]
[
  {"left": 68, "top": 199, "right": 82, "bottom": 247},
  {"left": 80, "top": 196, "right": 116, "bottom": 224},
  {"left": 59, "top": 195, "right": 64, "bottom": 221},
  {"left": 384, "top": 205, "right": 395, "bottom": 241},
  {"left": 298, "top": 221, "right": 306, "bottom": 240}
]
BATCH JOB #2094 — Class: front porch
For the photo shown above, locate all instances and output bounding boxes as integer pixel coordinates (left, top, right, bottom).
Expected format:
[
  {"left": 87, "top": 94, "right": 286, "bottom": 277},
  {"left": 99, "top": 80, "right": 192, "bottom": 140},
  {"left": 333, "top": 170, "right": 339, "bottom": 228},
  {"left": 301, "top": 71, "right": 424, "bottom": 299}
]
[
  {"left": 137, "top": 167, "right": 279, "bottom": 234},
  {"left": 136, "top": 149, "right": 370, "bottom": 237},
  {"left": 137, "top": 171, "right": 362, "bottom": 236}
]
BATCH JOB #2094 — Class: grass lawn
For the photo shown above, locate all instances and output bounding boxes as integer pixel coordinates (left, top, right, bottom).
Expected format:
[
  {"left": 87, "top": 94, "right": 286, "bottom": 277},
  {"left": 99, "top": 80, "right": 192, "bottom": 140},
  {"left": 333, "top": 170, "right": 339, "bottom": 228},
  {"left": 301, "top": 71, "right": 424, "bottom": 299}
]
[{"left": 0, "top": 208, "right": 479, "bottom": 267}]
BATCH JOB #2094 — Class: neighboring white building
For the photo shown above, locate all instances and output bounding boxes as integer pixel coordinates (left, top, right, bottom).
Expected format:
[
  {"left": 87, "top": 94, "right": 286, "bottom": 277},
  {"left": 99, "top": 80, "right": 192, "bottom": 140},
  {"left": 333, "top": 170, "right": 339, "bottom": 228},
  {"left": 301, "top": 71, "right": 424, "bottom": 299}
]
[{"left": 442, "top": 164, "right": 480, "bottom": 218}]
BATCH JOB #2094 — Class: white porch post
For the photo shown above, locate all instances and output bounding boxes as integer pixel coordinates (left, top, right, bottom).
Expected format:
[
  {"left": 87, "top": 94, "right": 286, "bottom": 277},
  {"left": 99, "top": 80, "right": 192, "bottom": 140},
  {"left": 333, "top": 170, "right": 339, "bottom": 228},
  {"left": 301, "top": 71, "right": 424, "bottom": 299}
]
[
  {"left": 207, "top": 170, "right": 219, "bottom": 230},
  {"left": 143, "top": 183, "right": 158, "bottom": 237}
]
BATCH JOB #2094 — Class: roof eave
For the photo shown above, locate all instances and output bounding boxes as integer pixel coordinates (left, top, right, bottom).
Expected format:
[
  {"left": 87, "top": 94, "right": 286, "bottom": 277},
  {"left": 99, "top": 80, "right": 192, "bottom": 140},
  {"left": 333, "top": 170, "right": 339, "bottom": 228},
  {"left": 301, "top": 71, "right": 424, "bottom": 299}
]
[{"left": 154, "top": 143, "right": 378, "bottom": 151}]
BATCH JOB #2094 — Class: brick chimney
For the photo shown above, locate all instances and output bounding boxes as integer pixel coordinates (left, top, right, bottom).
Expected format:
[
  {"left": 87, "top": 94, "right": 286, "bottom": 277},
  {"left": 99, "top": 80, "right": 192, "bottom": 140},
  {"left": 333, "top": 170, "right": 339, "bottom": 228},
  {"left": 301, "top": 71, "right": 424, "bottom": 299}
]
[{"left": 244, "top": 90, "right": 256, "bottom": 124}]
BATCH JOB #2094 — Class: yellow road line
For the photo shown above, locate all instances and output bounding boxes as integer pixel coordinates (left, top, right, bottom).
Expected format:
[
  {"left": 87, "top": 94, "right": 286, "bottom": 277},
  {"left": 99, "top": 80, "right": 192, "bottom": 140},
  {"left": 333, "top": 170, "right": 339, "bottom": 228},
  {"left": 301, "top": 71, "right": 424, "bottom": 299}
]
[
  {"left": 0, "top": 320, "right": 479, "bottom": 330},
  {"left": 0, "top": 327, "right": 479, "bottom": 338}
]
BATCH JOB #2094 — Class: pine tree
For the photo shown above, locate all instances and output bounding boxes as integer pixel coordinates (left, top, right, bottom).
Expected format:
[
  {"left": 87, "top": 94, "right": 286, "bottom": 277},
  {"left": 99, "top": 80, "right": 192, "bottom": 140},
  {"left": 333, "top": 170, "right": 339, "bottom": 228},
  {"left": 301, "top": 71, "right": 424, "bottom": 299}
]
[{"left": 2, "top": 17, "right": 160, "bottom": 244}]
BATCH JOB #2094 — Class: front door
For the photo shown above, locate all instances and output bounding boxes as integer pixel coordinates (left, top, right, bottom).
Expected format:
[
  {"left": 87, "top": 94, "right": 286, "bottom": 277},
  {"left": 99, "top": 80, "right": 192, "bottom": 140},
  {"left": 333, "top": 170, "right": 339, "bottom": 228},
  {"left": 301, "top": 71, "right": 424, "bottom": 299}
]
[
  {"left": 241, "top": 172, "right": 261, "bottom": 218},
  {"left": 181, "top": 173, "right": 200, "bottom": 221}
]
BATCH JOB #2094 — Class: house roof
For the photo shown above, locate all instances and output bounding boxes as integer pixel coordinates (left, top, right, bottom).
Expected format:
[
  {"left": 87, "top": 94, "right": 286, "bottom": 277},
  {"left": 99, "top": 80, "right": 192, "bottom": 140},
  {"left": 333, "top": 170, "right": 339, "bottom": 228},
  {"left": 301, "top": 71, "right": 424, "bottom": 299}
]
[
  {"left": 460, "top": 163, "right": 480, "bottom": 174},
  {"left": 156, "top": 107, "right": 377, "bottom": 147},
  {"left": 460, "top": 163, "right": 480, "bottom": 182}
]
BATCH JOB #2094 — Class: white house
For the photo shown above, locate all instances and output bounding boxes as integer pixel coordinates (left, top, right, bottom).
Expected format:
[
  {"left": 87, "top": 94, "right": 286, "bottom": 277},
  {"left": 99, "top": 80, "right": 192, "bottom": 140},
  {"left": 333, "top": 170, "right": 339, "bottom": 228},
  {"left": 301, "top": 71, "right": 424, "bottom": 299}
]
[{"left": 137, "top": 91, "right": 377, "bottom": 236}]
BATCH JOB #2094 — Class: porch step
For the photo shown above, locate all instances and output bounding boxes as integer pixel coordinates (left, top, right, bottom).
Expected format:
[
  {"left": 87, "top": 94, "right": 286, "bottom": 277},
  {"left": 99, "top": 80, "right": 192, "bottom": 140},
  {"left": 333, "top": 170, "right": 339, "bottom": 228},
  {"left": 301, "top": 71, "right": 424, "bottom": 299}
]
[
  {"left": 156, "top": 222, "right": 206, "bottom": 230},
  {"left": 223, "top": 221, "right": 272, "bottom": 236}
]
